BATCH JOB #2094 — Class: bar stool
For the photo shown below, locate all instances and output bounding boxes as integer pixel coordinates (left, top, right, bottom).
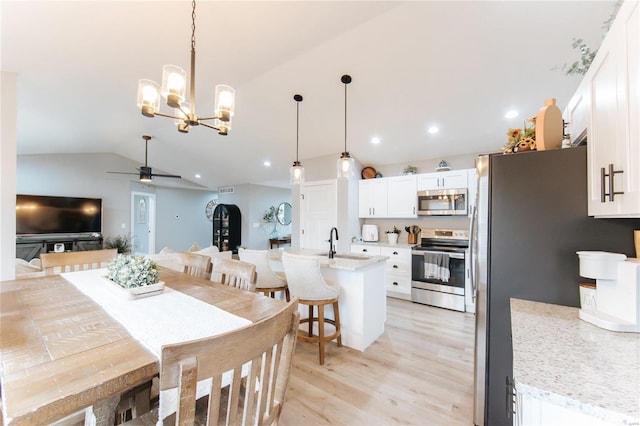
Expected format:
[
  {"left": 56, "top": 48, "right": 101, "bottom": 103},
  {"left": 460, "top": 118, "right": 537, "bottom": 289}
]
[
  {"left": 282, "top": 252, "right": 341, "bottom": 365},
  {"left": 238, "top": 248, "right": 290, "bottom": 301}
]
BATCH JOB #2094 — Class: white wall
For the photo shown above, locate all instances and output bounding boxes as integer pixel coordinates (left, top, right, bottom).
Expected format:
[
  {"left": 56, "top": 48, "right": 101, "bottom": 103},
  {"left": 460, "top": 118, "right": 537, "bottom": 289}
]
[
  {"left": 218, "top": 184, "right": 292, "bottom": 250},
  {"left": 1, "top": 71, "right": 17, "bottom": 280}
]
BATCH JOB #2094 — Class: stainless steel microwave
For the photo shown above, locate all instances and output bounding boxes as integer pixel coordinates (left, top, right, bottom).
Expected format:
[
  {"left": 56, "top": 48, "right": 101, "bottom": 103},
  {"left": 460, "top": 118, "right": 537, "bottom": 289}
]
[{"left": 417, "top": 188, "right": 468, "bottom": 216}]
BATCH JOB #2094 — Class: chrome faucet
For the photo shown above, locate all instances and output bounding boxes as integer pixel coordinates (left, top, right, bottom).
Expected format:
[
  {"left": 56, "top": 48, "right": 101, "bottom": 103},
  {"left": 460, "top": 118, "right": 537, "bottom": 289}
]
[{"left": 328, "top": 227, "right": 339, "bottom": 259}]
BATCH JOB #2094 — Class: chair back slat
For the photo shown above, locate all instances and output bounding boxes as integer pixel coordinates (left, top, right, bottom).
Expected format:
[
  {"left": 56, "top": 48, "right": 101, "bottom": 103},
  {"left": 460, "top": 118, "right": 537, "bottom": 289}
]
[
  {"left": 211, "top": 258, "right": 257, "bottom": 292},
  {"left": 159, "top": 300, "right": 299, "bottom": 426},
  {"left": 179, "top": 252, "right": 212, "bottom": 279},
  {"left": 40, "top": 249, "right": 117, "bottom": 275}
]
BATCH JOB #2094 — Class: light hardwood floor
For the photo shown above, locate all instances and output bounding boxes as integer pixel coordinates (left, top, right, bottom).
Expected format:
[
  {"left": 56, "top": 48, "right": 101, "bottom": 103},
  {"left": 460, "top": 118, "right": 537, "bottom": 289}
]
[{"left": 279, "top": 297, "right": 476, "bottom": 426}]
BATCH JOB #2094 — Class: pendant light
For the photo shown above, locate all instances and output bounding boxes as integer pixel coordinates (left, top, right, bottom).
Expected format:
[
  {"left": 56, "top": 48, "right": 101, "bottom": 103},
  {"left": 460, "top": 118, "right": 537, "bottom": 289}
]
[
  {"left": 337, "top": 74, "right": 355, "bottom": 179},
  {"left": 290, "top": 94, "right": 305, "bottom": 185}
]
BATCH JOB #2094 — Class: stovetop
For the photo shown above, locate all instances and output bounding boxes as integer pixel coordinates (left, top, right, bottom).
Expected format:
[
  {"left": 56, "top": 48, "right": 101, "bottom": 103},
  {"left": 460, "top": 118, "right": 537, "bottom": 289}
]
[{"left": 416, "top": 228, "right": 469, "bottom": 249}]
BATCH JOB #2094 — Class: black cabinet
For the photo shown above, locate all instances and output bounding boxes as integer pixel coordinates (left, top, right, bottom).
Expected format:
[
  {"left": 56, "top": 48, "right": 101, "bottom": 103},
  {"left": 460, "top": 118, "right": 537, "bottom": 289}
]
[
  {"left": 16, "top": 235, "right": 104, "bottom": 261},
  {"left": 212, "top": 204, "right": 241, "bottom": 254}
]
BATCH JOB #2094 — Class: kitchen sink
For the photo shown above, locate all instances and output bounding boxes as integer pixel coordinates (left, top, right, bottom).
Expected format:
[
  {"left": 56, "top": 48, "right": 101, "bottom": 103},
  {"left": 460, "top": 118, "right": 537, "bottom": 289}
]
[{"left": 315, "top": 253, "right": 370, "bottom": 260}]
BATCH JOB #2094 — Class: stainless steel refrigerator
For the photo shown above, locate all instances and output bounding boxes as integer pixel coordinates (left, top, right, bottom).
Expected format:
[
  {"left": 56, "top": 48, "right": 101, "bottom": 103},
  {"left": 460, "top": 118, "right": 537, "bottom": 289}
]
[{"left": 471, "top": 146, "right": 640, "bottom": 426}]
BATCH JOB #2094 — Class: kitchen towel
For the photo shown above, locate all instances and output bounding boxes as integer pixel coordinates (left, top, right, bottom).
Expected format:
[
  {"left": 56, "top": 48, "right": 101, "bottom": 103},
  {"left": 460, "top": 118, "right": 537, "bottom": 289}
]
[{"left": 423, "top": 252, "right": 450, "bottom": 282}]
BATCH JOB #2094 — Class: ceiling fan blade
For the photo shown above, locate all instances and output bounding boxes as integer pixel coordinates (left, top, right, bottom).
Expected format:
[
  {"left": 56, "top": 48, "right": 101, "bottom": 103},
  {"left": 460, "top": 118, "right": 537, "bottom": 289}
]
[
  {"left": 107, "top": 171, "right": 138, "bottom": 175},
  {"left": 151, "top": 173, "right": 182, "bottom": 179}
]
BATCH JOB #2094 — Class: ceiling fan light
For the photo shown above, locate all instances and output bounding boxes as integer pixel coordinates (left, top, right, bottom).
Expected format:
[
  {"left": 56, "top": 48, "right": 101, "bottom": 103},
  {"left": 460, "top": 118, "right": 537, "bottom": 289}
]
[
  {"left": 214, "top": 85, "right": 235, "bottom": 121},
  {"left": 161, "top": 65, "right": 186, "bottom": 108},
  {"left": 337, "top": 152, "right": 355, "bottom": 178},
  {"left": 139, "top": 166, "right": 153, "bottom": 182},
  {"left": 137, "top": 79, "right": 161, "bottom": 117}
]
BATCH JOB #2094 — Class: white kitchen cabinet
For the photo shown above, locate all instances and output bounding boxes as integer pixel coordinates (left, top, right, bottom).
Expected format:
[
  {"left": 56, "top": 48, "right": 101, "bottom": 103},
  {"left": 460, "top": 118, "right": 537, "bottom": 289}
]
[
  {"left": 563, "top": 75, "right": 590, "bottom": 145},
  {"left": 380, "top": 246, "right": 412, "bottom": 300},
  {"left": 351, "top": 244, "right": 412, "bottom": 299},
  {"left": 386, "top": 175, "right": 417, "bottom": 218},
  {"left": 586, "top": 0, "right": 640, "bottom": 217},
  {"left": 417, "top": 170, "right": 468, "bottom": 191},
  {"left": 515, "top": 388, "right": 617, "bottom": 426},
  {"left": 358, "top": 179, "right": 388, "bottom": 218}
]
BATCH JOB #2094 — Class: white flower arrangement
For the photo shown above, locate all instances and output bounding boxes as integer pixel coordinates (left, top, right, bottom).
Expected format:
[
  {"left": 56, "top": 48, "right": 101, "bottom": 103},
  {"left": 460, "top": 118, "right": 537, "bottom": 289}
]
[{"left": 106, "top": 254, "right": 159, "bottom": 289}]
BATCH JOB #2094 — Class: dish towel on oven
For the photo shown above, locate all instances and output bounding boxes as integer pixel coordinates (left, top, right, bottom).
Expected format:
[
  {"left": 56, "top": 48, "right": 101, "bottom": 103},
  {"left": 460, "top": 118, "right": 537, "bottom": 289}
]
[{"left": 423, "top": 252, "right": 450, "bottom": 283}]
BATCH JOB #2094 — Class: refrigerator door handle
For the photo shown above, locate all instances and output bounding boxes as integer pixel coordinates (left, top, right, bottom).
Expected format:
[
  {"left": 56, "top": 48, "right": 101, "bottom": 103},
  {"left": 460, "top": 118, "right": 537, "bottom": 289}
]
[{"left": 469, "top": 204, "right": 477, "bottom": 301}]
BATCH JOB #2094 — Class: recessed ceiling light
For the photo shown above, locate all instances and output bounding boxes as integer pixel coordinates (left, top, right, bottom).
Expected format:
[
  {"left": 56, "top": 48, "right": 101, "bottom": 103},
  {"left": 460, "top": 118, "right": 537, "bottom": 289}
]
[
  {"left": 194, "top": 174, "right": 201, "bottom": 179},
  {"left": 428, "top": 126, "right": 439, "bottom": 134},
  {"left": 505, "top": 110, "right": 519, "bottom": 119},
  {"left": 263, "top": 161, "right": 271, "bottom": 167},
  {"left": 371, "top": 137, "right": 381, "bottom": 144}
]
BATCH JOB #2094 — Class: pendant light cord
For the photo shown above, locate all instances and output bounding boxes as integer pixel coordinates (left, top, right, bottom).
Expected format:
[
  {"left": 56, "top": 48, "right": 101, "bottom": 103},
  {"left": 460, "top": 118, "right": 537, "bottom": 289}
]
[
  {"left": 344, "top": 81, "right": 348, "bottom": 153},
  {"left": 296, "top": 100, "right": 300, "bottom": 162},
  {"left": 191, "top": 0, "right": 196, "bottom": 51}
]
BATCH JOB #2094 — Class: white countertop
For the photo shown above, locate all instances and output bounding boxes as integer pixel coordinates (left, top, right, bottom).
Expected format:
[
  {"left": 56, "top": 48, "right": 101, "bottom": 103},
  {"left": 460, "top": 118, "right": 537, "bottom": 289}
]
[
  {"left": 352, "top": 241, "right": 417, "bottom": 249},
  {"left": 268, "top": 248, "right": 387, "bottom": 271},
  {"left": 510, "top": 298, "right": 640, "bottom": 424}
]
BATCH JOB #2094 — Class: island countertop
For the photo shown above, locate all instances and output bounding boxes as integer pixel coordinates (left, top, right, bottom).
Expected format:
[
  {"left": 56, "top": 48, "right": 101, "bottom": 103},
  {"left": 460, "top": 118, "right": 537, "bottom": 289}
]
[
  {"left": 510, "top": 298, "right": 640, "bottom": 424},
  {"left": 268, "top": 248, "right": 387, "bottom": 272}
]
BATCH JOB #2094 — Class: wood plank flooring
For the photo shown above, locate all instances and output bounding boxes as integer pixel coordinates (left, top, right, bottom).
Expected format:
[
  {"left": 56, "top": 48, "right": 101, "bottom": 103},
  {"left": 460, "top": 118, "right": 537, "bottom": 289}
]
[{"left": 279, "top": 297, "right": 476, "bottom": 426}]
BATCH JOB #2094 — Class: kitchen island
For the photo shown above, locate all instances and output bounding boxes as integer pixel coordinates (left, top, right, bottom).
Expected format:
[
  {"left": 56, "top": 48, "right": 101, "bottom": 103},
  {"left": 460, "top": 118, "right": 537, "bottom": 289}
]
[
  {"left": 269, "top": 249, "right": 388, "bottom": 351},
  {"left": 510, "top": 298, "right": 640, "bottom": 425}
]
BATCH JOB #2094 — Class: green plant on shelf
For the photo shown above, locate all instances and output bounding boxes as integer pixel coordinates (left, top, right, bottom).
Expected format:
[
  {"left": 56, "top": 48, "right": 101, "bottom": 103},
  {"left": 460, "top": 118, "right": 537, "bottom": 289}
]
[{"left": 104, "top": 234, "right": 132, "bottom": 254}]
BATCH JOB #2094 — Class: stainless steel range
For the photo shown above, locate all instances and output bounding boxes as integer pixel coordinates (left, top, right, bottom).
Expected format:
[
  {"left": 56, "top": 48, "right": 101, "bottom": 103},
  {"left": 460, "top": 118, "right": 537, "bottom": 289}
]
[{"left": 411, "top": 229, "right": 469, "bottom": 312}]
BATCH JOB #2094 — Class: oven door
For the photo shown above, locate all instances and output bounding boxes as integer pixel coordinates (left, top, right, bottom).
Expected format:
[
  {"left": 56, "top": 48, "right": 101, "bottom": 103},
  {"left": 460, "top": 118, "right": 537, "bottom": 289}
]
[
  {"left": 417, "top": 189, "right": 467, "bottom": 216},
  {"left": 411, "top": 246, "right": 466, "bottom": 311}
]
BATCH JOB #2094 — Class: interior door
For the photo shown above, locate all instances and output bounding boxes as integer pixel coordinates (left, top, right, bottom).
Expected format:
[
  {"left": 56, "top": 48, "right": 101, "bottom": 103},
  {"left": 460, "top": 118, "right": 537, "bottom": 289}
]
[
  {"left": 300, "top": 180, "right": 337, "bottom": 250},
  {"left": 131, "top": 192, "right": 156, "bottom": 255}
]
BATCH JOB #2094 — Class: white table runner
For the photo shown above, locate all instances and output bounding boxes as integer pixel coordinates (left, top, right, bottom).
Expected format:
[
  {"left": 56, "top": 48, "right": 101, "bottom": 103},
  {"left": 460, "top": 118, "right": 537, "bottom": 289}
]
[{"left": 61, "top": 269, "right": 252, "bottom": 421}]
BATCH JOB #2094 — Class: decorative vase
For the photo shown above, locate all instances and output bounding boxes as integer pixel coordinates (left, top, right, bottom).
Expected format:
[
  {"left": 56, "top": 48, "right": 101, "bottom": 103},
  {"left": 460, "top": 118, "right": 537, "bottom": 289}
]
[
  {"left": 387, "top": 233, "right": 399, "bottom": 245},
  {"left": 270, "top": 221, "right": 279, "bottom": 239}
]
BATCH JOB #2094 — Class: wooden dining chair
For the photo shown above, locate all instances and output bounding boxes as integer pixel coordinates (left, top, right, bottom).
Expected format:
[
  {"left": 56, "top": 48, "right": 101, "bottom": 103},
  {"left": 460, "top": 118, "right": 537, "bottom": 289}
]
[
  {"left": 211, "top": 258, "right": 257, "bottom": 292},
  {"left": 124, "top": 299, "right": 300, "bottom": 426},
  {"left": 179, "top": 252, "right": 212, "bottom": 279},
  {"left": 40, "top": 249, "right": 118, "bottom": 275}
]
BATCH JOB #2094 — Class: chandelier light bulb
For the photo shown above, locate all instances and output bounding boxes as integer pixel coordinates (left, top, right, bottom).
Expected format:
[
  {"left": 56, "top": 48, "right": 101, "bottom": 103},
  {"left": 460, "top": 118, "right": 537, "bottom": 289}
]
[{"left": 137, "top": 79, "right": 161, "bottom": 117}]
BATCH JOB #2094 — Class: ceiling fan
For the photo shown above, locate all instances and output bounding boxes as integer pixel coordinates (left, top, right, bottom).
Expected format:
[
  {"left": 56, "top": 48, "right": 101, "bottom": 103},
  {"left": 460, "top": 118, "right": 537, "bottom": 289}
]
[{"left": 107, "top": 135, "right": 181, "bottom": 182}]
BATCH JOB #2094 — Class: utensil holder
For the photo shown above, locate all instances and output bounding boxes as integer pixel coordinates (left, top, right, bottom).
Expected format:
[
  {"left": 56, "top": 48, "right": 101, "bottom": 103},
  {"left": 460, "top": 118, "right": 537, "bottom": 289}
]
[{"left": 408, "top": 234, "right": 417, "bottom": 244}]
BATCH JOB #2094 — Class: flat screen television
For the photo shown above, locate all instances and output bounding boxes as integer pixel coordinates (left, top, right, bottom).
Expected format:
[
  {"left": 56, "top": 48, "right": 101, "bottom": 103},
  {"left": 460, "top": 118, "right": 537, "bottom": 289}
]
[{"left": 16, "top": 195, "right": 102, "bottom": 235}]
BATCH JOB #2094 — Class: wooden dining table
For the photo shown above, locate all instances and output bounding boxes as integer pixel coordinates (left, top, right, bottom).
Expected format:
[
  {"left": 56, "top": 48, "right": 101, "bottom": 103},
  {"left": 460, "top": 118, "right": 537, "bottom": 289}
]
[{"left": 0, "top": 268, "right": 287, "bottom": 426}]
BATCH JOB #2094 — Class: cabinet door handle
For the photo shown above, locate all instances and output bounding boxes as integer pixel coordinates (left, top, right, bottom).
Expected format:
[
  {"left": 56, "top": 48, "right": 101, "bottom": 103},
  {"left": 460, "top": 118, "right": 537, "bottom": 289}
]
[
  {"left": 393, "top": 251, "right": 398, "bottom": 255},
  {"left": 362, "top": 249, "right": 368, "bottom": 252},
  {"left": 413, "top": 206, "right": 415, "bottom": 215},
  {"left": 600, "top": 166, "right": 607, "bottom": 202},
  {"left": 393, "top": 264, "right": 398, "bottom": 269},
  {"left": 608, "top": 163, "right": 624, "bottom": 201},
  {"left": 392, "top": 281, "right": 399, "bottom": 286}
]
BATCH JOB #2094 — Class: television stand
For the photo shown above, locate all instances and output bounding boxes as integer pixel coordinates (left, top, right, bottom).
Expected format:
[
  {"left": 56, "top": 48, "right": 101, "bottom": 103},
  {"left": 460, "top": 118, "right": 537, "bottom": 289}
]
[{"left": 16, "top": 234, "right": 103, "bottom": 262}]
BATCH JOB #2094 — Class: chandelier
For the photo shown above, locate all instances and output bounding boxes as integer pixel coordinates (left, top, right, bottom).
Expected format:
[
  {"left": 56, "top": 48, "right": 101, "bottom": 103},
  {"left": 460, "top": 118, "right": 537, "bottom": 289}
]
[
  {"left": 337, "top": 74, "right": 355, "bottom": 178},
  {"left": 136, "top": 1, "right": 235, "bottom": 135},
  {"left": 290, "top": 94, "right": 304, "bottom": 185}
]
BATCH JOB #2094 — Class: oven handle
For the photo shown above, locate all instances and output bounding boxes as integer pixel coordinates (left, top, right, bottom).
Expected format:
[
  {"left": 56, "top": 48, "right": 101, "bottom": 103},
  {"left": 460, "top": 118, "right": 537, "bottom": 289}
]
[{"left": 412, "top": 250, "right": 465, "bottom": 260}]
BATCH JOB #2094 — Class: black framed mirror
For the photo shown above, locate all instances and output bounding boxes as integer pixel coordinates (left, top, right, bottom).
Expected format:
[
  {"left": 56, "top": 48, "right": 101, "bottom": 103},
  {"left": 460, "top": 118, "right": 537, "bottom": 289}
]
[{"left": 277, "top": 202, "right": 292, "bottom": 226}]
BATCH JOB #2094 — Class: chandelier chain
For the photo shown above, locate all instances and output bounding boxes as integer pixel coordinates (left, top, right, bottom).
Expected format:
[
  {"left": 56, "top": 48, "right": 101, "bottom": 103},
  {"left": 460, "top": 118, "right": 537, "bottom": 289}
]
[{"left": 191, "top": 0, "right": 196, "bottom": 51}]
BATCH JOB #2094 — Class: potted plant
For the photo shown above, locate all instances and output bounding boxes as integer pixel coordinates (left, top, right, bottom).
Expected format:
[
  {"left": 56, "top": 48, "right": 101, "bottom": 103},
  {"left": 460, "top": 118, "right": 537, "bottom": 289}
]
[
  {"left": 386, "top": 226, "right": 401, "bottom": 245},
  {"left": 105, "top": 254, "right": 163, "bottom": 299},
  {"left": 402, "top": 165, "right": 418, "bottom": 175},
  {"left": 104, "top": 234, "right": 132, "bottom": 254}
]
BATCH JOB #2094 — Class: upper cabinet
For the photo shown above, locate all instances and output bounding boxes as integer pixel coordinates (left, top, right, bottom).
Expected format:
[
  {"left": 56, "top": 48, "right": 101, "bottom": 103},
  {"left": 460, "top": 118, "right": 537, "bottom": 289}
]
[
  {"left": 417, "top": 170, "right": 468, "bottom": 191},
  {"left": 386, "top": 175, "right": 418, "bottom": 218},
  {"left": 574, "top": 0, "right": 640, "bottom": 217},
  {"left": 359, "top": 178, "right": 388, "bottom": 218},
  {"left": 358, "top": 175, "right": 417, "bottom": 219}
]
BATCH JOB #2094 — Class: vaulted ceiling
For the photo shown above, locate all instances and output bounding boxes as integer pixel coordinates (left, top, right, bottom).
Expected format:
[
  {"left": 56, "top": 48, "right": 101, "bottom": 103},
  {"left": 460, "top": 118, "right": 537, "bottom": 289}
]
[{"left": 2, "top": 1, "right": 616, "bottom": 189}]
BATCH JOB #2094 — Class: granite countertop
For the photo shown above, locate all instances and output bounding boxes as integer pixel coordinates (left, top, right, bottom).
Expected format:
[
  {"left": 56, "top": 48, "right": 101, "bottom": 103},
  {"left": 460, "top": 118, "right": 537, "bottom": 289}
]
[
  {"left": 510, "top": 298, "right": 640, "bottom": 424},
  {"left": 268, "top": 248, "right": 387, "bottom": 271}
]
